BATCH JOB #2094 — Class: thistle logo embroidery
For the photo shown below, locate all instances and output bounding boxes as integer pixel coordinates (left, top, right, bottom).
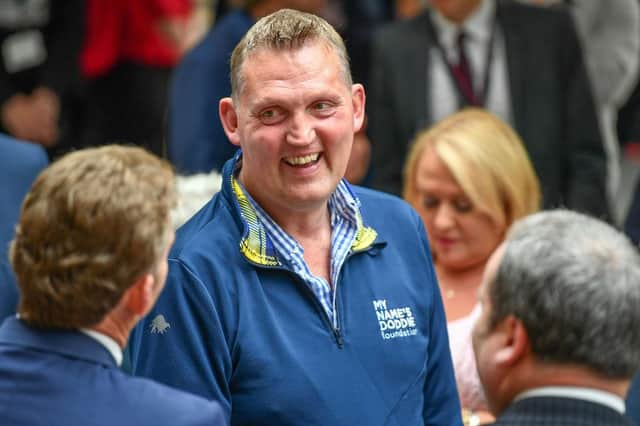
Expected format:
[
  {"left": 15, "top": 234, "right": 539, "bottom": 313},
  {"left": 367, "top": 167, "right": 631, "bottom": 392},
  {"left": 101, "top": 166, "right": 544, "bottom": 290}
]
[{"left": 150, "top": 314, "right": 171, "bottom": 334}]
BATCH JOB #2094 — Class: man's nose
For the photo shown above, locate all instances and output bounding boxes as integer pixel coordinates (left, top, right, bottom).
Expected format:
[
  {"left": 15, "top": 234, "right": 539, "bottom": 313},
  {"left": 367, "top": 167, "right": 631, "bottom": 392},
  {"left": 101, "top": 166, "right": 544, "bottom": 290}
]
[{"left": 286, "top": 111, "right": 315, "bottom": 146}]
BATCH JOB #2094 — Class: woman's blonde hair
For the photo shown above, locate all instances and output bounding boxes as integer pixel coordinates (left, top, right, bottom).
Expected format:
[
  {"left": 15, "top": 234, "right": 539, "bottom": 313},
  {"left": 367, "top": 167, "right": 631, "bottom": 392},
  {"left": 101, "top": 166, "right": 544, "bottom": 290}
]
[{"left": 403, "top": 108, "right": 541, "bottom": 229}]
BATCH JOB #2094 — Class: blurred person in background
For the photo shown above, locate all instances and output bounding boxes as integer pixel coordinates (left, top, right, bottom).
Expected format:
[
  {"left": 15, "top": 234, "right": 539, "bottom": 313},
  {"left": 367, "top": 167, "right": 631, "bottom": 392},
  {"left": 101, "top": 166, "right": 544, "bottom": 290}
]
[
  {"left": 0, "top": 0, "right": 84, "bottom": 157},
  {"left": 79, "top": 0, "right": 193, "bottom": 157},
  {"left": 521, "top": 0, "right": 640, "bottom": 224},
  {"left": 369, "top": 0, "right": 608, "bottom": 220},
  {"left": 403, "top": 108, "right": 540, "bottom": 424}
]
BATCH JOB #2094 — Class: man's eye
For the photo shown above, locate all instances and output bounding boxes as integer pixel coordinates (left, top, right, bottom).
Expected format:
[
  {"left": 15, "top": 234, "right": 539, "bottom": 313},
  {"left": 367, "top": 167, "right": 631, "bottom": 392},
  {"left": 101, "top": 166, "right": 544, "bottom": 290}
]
[
  {"left": 259, "top": 108, "right": 284, "bottom": 124},
  {"left": 311, "top": 102, "right": 335, "bottom": 116}
]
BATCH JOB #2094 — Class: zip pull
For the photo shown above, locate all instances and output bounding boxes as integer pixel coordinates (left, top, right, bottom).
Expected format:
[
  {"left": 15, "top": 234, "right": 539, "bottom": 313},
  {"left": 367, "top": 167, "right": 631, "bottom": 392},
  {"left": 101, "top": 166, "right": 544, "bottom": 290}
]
[{"left": 333, "top": 328, "right": 344, "bottom": 348}]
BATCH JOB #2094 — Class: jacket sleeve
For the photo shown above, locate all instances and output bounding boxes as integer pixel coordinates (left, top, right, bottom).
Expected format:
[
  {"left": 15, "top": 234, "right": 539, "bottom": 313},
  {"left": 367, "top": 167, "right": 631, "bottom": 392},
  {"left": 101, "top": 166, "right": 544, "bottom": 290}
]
[
  {"left": 415, "top": 217, "right": 462, "bottom": 425},
  {"left": 129, "top": 258, "right": 234, "bottom": 424},
  {"left": 559, "top": 11, "right": 609, "bottom": 219}
]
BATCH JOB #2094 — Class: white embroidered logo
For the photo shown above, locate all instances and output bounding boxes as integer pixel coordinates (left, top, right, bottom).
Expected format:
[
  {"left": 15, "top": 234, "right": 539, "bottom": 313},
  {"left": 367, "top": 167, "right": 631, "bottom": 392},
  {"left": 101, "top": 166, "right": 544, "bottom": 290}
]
[
  {"left": 150, "top": 314, "right": 171, "bottom": 334},
  {"left": 372, "top": 299, "right": 417, "bottom": 340}
]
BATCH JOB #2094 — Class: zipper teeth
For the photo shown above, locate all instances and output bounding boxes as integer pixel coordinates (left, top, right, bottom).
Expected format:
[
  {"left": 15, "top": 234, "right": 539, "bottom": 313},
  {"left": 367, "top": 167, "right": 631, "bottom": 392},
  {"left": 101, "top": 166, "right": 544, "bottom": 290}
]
[
  {"left": 247, "top": 246, "right": 380, "bottom": 343},
  {"left": 289, "top": 271, "right": 339, "bottom": 335}
]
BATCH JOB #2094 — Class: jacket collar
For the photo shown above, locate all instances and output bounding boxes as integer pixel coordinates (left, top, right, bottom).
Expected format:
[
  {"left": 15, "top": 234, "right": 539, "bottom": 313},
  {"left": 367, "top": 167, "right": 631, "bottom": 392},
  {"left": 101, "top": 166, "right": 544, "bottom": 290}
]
[
  {"left": 0, "top": 316, "right": 117, "bottom": 368},
  {"left": 219, "top": 152, "right": 379, "bottom": 267}
]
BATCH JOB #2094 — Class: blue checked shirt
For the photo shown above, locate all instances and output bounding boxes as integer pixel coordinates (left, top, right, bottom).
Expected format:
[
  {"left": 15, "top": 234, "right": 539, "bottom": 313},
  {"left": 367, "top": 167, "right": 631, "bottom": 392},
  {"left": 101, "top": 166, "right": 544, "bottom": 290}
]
[{"left": 240, "top": 180, "right": 360, "bottom": 327}]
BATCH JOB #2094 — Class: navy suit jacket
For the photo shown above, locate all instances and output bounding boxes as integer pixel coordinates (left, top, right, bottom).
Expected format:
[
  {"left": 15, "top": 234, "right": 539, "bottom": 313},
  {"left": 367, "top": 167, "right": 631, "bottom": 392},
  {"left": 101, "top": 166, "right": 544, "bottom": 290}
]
[
  {"left": 369, "top": 0, "right": 608, "bottom": 218},
  {"left": 492, "top": 396, "right": 633, "bottom": 425},
  {"left": 0, "top": 134, "right": 48, "bottom": 320},
  {"left": 627, "top": 373, "right": 640, "bottom": 425},
  {"left": 0, "top": 317, "right": 226, "bottom": 426}
]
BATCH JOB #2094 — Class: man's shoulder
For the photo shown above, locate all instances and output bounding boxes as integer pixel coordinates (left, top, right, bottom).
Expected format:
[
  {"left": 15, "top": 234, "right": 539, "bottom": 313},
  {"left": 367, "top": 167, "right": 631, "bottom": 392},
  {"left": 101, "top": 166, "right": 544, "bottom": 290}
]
[
  {"left": 0, "top": 336, "right": 225, "bottom": 426},
  {"left": 119, "top": 375, "right": 226, "bottom": 426},
  {"left": 0, "top": 133, "right": 48, "bottom": 172},
  {"left": 354, "top": 186, "right": 415, "bottom": 217},
  {"left": 494, "top": 396, "right": 632, "bottom": 426},
  {"left": 353, "top": 186, "right": 424, "bottom": 239},
  {"left": 170, "top": 191, "right": 239, "bottom": 262}
]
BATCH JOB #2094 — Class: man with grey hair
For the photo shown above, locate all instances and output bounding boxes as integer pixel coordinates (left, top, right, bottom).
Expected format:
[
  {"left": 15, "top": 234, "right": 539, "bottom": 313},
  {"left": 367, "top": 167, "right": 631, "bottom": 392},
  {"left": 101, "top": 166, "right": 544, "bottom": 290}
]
[
  {"left": 130, "top": 8, "right": 461, "bottom": 426},
  {"left": 472, "top": 209, "right": 640, "bottom": 425}
]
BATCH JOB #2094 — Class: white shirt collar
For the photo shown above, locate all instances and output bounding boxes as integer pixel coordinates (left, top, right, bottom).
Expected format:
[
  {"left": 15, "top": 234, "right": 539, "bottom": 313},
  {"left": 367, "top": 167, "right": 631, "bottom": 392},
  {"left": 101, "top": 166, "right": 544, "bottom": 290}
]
[
  {"left": 80, "top": 328, "right": 123, "bottom": 367},
  {"left": 515, "top": 386, "right": 625, "bottom": 414},
  {"left": 431, "top": 0, "right": 495, "bottom": 59}
]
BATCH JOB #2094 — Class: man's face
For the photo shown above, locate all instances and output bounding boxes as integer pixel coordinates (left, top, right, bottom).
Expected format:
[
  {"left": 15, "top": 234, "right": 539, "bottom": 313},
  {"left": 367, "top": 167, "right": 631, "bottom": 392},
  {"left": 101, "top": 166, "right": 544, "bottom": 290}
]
[
  {"left": 222, "top": 42, "right": 365, "bottom": 217},
  {"left": 472, "top": 244, "right": 511, "bottom": 415}
]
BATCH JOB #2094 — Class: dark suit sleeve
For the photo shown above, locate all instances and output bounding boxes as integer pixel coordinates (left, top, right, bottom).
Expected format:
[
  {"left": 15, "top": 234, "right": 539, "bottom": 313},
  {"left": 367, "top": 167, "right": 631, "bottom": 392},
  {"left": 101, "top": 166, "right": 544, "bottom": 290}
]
[
  {"left": 559, "top": 11, "right": 609, "bottom": 219},
  {"left": 368, "top": 27, "right": 407, "bottom": 196}
]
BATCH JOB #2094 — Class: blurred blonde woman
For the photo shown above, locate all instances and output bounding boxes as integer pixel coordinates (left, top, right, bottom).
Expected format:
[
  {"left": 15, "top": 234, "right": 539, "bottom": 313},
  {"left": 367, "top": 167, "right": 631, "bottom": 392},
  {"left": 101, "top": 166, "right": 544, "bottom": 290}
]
[{"left": 403, "top": 108, "right": 540, "bottom": 423}]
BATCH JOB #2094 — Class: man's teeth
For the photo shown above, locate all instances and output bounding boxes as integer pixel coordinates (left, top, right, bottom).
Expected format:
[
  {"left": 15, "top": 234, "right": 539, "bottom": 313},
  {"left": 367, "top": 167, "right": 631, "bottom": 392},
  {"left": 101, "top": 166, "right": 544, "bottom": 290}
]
[{"left": 286, "top": 153, "right": 319, "bottom": 165}]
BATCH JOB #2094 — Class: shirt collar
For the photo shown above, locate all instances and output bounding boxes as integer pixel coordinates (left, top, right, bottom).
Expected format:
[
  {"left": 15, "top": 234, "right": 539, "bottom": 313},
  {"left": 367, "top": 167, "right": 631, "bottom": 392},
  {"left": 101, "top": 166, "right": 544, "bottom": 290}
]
[
  {"left": 515, "top": 386, "right": 625, "bottom": 414},
  {"left": 80, "top": 328, "right": 123, "bottom": 367},
  {"left": 229, "top": 153, "right": 377, "bottom": 266},
  {"left": 328, "top": 180, "right": 360, "bottom": 229},
  {"left": 232, "top": 154, "right": 360, "bottom": 227},
  {"left": 235, "top": 173, "right": 360, "bottom": 259}
]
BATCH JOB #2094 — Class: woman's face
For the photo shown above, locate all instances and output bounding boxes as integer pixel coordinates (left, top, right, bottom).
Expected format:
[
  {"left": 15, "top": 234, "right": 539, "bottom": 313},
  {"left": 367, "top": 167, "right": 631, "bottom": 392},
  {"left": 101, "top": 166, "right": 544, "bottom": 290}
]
[{"left": 412, "top": 146, "right": 505, "bottom": 272}]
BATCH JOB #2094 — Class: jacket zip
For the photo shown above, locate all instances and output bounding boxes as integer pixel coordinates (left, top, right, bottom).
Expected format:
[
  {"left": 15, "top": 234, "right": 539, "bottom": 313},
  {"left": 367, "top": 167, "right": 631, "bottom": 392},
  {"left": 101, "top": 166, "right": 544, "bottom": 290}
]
[
  {"left": 246, "top": 244, "right": 382, "bottom": 349},
  {"left": 291, "top": 271, "right": 344, "bottom": 349}
]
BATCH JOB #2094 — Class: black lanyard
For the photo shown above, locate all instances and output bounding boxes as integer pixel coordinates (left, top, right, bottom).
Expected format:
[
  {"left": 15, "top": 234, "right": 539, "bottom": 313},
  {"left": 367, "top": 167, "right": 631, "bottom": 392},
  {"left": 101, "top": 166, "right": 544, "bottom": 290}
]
[{"left": 426, "top": 14, "right": 497, "bottom": 107}]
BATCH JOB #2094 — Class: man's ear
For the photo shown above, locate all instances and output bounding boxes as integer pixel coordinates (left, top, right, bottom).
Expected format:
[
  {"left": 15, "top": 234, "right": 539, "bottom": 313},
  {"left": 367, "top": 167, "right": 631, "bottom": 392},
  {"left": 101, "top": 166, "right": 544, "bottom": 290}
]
[
  {"left": 494, "top": 315, "right": 530, "bottom": 367},
  {"left": 351, "top": 83, "right": 366, "bottom": 132},
  {"left": 123, "top": 274, "right": 155, "bottom": 317},
  {"left": 219, "top": 97, "right": 241, "bottom": 146}
]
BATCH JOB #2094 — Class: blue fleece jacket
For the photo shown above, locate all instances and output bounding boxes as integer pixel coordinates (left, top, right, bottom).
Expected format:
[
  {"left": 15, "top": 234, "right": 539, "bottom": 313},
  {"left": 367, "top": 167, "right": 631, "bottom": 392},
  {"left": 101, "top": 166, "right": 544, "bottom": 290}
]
[{"left": 129, "top": 156, "right": 461, "bottom": 426}]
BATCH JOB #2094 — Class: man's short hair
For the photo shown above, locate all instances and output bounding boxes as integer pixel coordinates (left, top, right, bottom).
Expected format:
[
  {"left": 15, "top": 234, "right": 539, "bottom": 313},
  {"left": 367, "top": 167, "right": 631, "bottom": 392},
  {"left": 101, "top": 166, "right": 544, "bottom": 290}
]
[
  {"left": 487, "top": 209, "right": 640, "bottom": 378},
  {"left": 11, "top": 145, "right": 176, "bottom": 329},
  {"left": 229, "top": 8, "right": 352, "bottom": 100}
]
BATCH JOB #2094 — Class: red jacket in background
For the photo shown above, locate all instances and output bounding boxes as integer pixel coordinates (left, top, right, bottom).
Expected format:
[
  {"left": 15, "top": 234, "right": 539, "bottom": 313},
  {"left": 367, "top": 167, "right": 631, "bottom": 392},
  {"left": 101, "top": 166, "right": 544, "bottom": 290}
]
[{"left": 81, "top": 0, "right": 192, "bottom": 78}]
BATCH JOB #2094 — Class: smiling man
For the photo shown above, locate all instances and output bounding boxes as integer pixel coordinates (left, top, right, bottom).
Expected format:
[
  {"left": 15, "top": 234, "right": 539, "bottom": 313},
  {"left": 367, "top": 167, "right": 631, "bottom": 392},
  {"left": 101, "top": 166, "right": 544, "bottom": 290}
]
[{"left": 129, "top": 8, "right": 460, "bottom": 426}]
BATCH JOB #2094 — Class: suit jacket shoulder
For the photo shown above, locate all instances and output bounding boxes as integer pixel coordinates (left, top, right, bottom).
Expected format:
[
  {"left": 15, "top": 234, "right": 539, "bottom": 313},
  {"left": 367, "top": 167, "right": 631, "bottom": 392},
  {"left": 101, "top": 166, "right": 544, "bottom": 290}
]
[
  {"left": 493, "top": 396, "right": 633, "bottom": 425},
  {"left": 0, "top": 318, "right": 226, "bottom": 426}
]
